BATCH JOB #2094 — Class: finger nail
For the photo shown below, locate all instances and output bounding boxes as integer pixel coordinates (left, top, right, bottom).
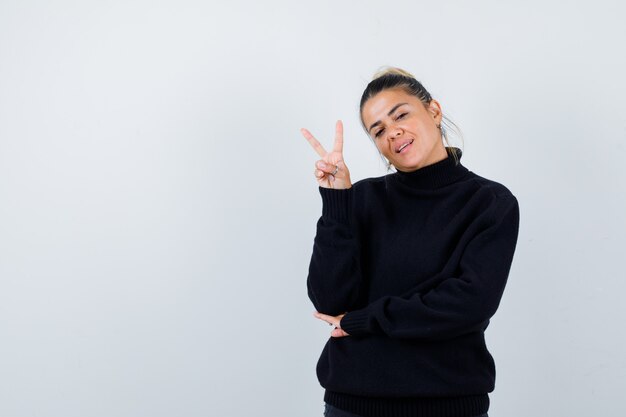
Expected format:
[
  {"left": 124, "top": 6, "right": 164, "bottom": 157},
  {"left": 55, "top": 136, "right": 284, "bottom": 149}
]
[{"left": 318, "top": 162, "right": 326, "bottom": 168}]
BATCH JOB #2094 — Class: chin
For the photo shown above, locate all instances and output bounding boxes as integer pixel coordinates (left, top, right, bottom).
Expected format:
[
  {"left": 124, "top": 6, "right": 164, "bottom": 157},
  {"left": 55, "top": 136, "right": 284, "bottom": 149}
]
[{"left": 403, "top": 155, "right": 425, "bottom": 170}]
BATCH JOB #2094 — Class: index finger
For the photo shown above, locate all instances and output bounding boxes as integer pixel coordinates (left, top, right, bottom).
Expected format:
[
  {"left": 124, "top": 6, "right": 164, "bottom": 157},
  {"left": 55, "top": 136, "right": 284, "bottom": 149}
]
[
  {"left": 333, "top": 120, "right": 343, "bottom": 153},
  {"left": 300, "top": 128, "right": 327, "bottom": 158}
]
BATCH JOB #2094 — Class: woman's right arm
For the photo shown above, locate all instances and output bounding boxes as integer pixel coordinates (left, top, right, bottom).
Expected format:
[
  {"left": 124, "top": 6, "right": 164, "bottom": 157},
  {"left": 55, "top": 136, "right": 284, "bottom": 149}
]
[
  {"left": 301, "top": 121, "right": 363, "bottom": 316},
  {"left": 307, "top": 186, "right": 365, "bottom": 316}
]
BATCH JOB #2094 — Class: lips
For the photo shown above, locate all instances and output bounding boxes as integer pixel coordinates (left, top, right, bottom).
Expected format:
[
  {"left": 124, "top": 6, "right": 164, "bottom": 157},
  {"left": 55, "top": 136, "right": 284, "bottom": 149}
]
[{"left": 395, "top": 139, "right": 414, "bottom": 153}]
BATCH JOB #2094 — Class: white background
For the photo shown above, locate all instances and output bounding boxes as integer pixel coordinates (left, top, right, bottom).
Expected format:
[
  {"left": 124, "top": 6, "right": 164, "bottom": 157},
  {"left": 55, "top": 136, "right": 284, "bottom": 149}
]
[{"left": 1, "top": 1, "right": 625, "bottom": 416}]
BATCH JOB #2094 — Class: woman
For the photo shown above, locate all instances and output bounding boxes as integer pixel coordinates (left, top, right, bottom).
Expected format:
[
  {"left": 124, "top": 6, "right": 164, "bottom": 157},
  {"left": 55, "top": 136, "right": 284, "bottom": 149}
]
[{"left": 300, "top": 67, "right": 520, "bottom": 417}]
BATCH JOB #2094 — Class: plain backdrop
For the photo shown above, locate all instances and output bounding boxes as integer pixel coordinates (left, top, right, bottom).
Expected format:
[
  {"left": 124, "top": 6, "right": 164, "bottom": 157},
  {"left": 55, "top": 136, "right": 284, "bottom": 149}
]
[{"left": 1, "top": 1, "right": 625, "bottom": 416}]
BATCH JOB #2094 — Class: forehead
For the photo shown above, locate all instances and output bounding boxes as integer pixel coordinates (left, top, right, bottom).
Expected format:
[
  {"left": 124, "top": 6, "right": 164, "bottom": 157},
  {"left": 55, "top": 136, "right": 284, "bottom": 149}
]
[{"left": 361, "top": 88, "right": 421, "bottom": 124}]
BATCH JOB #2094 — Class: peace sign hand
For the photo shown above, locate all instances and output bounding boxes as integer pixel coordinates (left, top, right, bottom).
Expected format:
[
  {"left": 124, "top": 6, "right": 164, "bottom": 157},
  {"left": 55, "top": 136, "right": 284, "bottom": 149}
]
[{"left": 301, "top": 120, "right": 352, "bottom": 190}]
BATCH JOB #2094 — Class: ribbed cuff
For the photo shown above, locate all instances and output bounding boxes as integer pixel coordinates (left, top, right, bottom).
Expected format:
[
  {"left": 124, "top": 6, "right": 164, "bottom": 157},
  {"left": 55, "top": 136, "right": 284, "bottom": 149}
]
[
  {"left": 319, "top": 186, "right": 353, "bottom": 223},
  {"left": 340, "top": 309, "right": 372, "bottom": 337}
]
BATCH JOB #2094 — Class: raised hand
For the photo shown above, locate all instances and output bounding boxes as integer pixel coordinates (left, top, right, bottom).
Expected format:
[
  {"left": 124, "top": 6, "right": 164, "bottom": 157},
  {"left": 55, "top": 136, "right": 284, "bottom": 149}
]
[{"left": 301, "top": 120, "right": 352, "bottom": 189}]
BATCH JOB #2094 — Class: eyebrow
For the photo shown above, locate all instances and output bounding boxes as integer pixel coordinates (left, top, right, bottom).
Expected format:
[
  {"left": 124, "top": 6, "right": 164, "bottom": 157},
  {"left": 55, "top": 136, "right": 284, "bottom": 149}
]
[{"left": 368, "top": 102, "right": 409, "bottom": 133}]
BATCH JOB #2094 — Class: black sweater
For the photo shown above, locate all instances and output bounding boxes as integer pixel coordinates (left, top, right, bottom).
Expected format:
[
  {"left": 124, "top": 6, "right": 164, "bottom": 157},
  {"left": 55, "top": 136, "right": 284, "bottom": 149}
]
[{"left": 307, "top": 147, "right": 520, "bottom": 417}]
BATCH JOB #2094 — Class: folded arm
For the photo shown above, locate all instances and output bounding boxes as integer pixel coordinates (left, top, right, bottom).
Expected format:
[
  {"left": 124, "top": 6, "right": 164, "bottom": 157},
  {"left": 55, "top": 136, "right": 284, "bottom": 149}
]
[{"left": 339, "top": 194, "right": 520, "bottom": 341}]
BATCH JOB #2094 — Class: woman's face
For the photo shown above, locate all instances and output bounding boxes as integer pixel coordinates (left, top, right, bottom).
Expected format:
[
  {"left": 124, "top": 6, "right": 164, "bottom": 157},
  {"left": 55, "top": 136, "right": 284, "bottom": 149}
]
[{"left": 361, "top": 88, "right": 447, "bottom": 172}]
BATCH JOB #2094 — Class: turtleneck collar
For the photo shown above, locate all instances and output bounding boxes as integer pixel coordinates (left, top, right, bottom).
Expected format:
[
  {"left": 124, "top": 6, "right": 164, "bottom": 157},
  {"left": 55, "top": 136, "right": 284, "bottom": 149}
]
[{"left": 391, "top": 147, "right": 469, "bottom": 189}]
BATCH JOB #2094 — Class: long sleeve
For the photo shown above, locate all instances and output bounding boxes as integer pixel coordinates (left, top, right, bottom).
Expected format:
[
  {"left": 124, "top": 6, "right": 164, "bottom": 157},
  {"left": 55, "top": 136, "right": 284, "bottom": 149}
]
[
  {"left": 340, "top": 194, "right": 520, "bottom": 341},
  {"left": 307, "top": 186, "right": 365, "bottom": 316}
]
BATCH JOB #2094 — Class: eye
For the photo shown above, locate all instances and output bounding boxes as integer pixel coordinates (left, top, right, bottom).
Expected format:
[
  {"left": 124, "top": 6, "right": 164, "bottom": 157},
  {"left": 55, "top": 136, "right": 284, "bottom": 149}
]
[
  {"left": 374, "top": 128, "right": 385, "bottom": 138},
  {"left": 396, "top": 112, "right": 408, "bottom": 120}
]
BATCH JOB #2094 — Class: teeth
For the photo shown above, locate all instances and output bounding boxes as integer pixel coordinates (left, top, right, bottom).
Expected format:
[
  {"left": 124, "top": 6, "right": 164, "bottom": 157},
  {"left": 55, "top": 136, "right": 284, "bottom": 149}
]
[{"left": 398, "top": 140, "right": 412, "bottom": 152}]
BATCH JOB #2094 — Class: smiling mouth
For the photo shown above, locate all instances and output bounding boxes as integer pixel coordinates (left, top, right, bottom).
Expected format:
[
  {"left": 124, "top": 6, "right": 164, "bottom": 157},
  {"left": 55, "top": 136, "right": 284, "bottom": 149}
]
[{"left": 396, "top": 139, "right": 414, "bottom": 153}]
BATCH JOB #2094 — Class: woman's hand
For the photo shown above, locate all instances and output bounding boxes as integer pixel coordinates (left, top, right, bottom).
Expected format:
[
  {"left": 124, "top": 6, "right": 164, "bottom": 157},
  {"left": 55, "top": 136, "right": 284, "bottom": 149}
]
[
  {"left": 301, "top": 120, "right": 352, "bottom": 189},
  {"left": 313, "top": 311, "right": 350, "bottom": 338}
]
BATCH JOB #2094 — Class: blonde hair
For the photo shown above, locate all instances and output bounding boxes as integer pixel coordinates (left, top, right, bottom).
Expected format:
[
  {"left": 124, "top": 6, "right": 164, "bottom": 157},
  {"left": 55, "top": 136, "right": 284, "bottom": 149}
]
[
  {"left": 372, "top": 67, "right": 416, "bottom": 79},
  {"left": 360, "top": 66, "right": 464, "bottom": 169}
]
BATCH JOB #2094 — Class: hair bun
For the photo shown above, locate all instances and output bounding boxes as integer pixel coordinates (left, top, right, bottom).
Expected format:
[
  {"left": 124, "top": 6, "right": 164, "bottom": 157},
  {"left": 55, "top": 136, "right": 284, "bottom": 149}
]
[{"left": 372, "top": 66, "right": 415, "bottom": 80}]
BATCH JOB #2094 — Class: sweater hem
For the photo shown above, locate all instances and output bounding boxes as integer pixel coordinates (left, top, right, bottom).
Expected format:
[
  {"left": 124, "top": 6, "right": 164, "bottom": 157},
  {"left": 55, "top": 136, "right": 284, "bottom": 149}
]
[{"left": 323, "top": 390, "right": 489, "bottom": 417}]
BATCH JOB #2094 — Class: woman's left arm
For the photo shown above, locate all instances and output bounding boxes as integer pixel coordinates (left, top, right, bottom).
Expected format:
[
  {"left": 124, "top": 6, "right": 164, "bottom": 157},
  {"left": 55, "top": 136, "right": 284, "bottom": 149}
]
[{"left": 337, "top": 194, "right": 520, "bottom": 341}]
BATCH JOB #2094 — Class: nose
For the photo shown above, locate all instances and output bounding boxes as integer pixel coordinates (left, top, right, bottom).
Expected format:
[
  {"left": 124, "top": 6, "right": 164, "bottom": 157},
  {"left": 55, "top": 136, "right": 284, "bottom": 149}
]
[{"left": 388, "top": 125, "right": 403, "bottom": 140}]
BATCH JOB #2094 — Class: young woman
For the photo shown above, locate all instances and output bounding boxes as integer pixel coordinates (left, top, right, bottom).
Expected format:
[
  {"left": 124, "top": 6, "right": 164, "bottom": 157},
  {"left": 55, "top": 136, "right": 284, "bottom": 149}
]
[{"left": 301, "top": 67, "right": 520, "bottom": 417}]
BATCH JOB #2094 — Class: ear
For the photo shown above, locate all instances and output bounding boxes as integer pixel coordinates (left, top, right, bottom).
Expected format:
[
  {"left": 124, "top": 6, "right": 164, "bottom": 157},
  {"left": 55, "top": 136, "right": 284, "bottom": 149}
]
[{"left": 428, "top": 99, "right": 443, "bottom": 124}]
